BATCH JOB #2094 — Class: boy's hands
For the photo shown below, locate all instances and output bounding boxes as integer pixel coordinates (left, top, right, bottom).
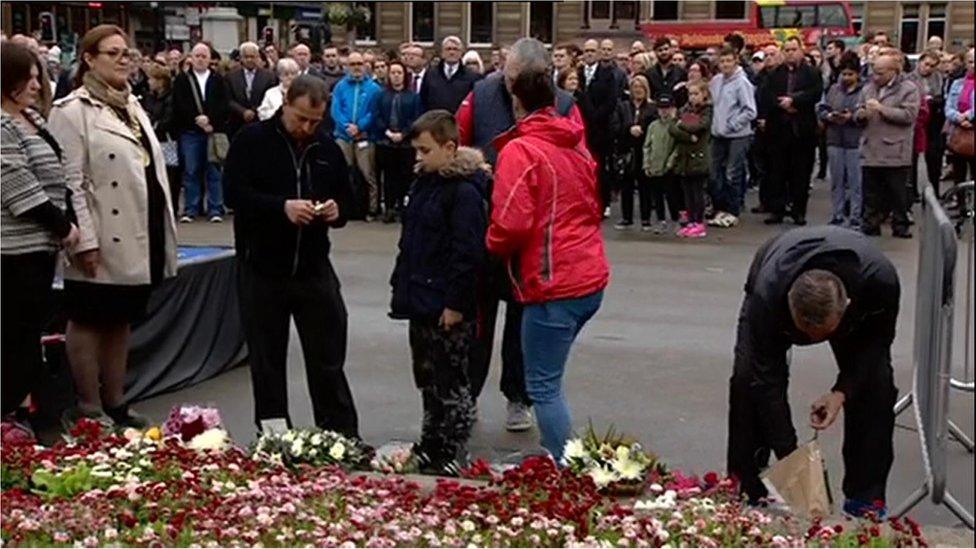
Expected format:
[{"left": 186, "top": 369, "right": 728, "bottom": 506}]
[{"left": 439, "top": 308, "right": 463, "bottom": 331}]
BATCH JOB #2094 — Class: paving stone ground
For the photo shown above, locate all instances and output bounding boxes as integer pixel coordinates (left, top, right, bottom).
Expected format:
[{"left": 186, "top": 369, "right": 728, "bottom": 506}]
[{"left": 140, "top": 179, "right": 974, "bottom": 531}]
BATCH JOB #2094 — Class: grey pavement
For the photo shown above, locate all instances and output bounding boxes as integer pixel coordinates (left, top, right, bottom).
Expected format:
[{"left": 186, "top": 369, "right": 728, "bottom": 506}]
[{"left": 141, "top": 180, "right": 974, "bottom": 531}]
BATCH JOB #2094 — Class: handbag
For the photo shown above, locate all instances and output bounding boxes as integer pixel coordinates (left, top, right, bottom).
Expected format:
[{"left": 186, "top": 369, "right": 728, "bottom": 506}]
[
  {"left": 947, "top": 126, "right": 975, "bottom": 158},
  {"left": 188, "top": 74, "right": 230, "bottom": 164},
  {"left": 160, "top": 132, "right": 179, "bottom": 167}
]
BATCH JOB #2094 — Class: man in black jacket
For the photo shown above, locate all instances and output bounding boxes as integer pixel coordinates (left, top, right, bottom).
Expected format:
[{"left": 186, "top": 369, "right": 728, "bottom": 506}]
[
  {"left": 727, "top": 226, "right": 899, "bottom": 518},
  {"left": 758, "top": 36, "right": 823, "bottom": 226},
  {"left": 578, "top": 38, "right": 624, "bottom": 215},
  {"left": 172, "top": 42, "right": 230, "bottom": 222},
  {"left": 644, "top": 36, "right": 687, "bottom": 100},
  {"left": 226, "top": 41, "right": 276, "bottom": 138},
  {"left": 223, "top": 76, "right": 360, "bottom": 438},
  {"left": 420, "top": 36, "right": 480, "bottom": 113}
]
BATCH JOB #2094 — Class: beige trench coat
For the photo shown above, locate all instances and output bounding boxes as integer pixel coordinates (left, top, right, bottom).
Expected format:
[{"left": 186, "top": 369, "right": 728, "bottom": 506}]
[{"left": 48, "top": 86, "right": 177, "bottom": 285}]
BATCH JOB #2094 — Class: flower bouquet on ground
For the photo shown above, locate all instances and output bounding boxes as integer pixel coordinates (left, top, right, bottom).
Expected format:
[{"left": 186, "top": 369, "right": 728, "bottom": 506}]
[
  {"left": 370, "top": 443, "right": 421, "bottom": 475},
  {"left": 162, "top": 404, "right": 227, "bottom": 451},
  {"left": 252, "top": 427, "right": 370, "bottom": 470},
  {"left": 563, "top": 423, "right": 662, "bottom": 496}
]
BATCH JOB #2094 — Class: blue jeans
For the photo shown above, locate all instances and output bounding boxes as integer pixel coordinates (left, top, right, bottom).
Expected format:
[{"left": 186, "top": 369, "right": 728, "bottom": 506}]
[
  {"left": 827, "top": 146, "right": 862, "bottom": 228},
  {"left": 709, "top": 136, "right": 751, "bottom": 217},
  {"left": 180, "top": 131, "right": 224, "bottom": 217},
  {"left": 522, "top": 291, "right": 603, "bottom": 462}
]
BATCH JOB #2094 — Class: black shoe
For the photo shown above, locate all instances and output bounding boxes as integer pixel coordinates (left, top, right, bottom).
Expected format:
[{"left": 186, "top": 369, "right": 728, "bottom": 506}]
[
  {"left": 793, "top": 216, "right": 807, "bottom": 226},
  {"left": 861, "top": 226, "right": 881, "bottom": 236},
  {"left": 751, "top": 205, "right": 767, "bottom": 214},
  {"left": 764, "top": 215, "right": 784, "bottom": 225},
  {"left": 104, "top": 405, "right": 150, "bottom": 429},
  {"left": 382, "top": 211, "right": 397, "bottom": 224},
  {"left": 893, "top": 231, "right": 913, "bottom": 239}
]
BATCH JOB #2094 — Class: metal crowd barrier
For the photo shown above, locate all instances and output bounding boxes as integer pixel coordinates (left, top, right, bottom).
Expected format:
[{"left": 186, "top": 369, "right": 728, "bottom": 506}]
[
  {"left": 891, "top": 185, "right": 974, "bottom": 529},
  {"left": 945, "top": 181, "right": 974, "bottom": 395}
]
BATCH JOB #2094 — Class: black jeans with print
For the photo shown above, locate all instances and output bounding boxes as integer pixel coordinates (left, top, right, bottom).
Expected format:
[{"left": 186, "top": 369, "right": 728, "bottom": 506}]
[{"left": 409, "top": 318, "right": 476, "bottom": 462}]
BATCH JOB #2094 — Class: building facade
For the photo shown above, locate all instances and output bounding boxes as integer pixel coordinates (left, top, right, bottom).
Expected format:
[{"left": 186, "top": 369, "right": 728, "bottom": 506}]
[{"left": 4, "top": 1, "right": 974, "bottom": 56}]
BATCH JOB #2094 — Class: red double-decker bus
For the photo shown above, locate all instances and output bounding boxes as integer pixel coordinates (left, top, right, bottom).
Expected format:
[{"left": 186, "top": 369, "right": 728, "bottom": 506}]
[{"left": 641, "top": 0, "right": 858, "bottom": 50}]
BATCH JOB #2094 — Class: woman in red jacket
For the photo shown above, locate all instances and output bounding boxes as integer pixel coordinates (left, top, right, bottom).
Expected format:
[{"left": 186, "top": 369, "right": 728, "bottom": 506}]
[{"left": 486, "top": 66, "right": 610, "bottom": 462}]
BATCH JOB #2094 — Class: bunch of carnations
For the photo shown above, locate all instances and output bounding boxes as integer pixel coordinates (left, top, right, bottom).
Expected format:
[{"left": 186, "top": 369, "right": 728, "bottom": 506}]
[{"left": 252, "top": 428, "right": 369, "bottom": 469}]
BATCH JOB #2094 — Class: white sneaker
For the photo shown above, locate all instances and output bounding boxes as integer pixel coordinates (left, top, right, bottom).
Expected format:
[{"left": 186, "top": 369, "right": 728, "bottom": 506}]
[
  {"left": 505, "top": 401, "right": 533, "bottom": 432},
  {"left": 179, "top": 215, "right": 194, "bottom": 223},
  {"left": 209, "top": 215, "right": 223, "bottom": 223},
  {"left": 603, "top": 207, "right": 611, "bottom": 219}
]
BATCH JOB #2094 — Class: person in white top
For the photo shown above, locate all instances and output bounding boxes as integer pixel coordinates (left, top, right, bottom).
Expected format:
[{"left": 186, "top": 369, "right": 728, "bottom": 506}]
[{"left": 258, "top": 58, "right": 300, "bottom": 121}]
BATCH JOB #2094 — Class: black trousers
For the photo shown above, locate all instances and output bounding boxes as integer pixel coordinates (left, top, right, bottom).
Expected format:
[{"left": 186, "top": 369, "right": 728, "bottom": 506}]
[
  {"left": 951, "top": 155, "right": 976, "bottom": 184},
  {"left": 620, "top": 170, "right": 653, "bottom": 223},
  {"left": 376, "top": 144, "right": 415, "bottom": 214},
  {"left": 863, "top": 166, "right": 911, "bottom": 235},
  {"left": 410, "top": 319, "right": 476, "bottom": 459},
  {"left": 1, "top": 252, "right": 56, "bottom": 416},
  {"left": 924, "top": 113, "right": 945, "bottom": 195},
  {"left": 469, "top": 292, "right": 530, "bottom": 405},
  {"left": 593, "top": 150, "right": 613, "bottom": 210},
  {"left": 237, "top": 261, "right": 359, "bottom": 437},
  {"left": 728, "top": 295, "right": 897, "bottom": 504},
  {"left": 767, "top": 135, "right": 816, "bottom": 218},
  {"left": 681, "top": 175, "right": 708, "bottom": 223},
  {"left": 650, "top": 174, "right": 683, "bottom": 222}
]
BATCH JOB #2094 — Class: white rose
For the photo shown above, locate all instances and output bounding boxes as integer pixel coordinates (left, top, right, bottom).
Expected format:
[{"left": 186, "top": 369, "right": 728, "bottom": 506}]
[
  {"left": 563, "top": 439, "right": 587, "bottom": 461},
  {"left": 329, "top": 442, "right": 346, "bottom": 460},
  {"left": 187, "top": 429, "right": 230, "bottom": 452}
]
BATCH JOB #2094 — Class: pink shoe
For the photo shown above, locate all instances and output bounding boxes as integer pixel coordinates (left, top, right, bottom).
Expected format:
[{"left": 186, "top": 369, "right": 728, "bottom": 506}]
[
  {"left": 686, "top": 223, "right": 707, "bottom": 238},
  {"left": 676, "top": 224, "right": 692, "bottom": 238}
]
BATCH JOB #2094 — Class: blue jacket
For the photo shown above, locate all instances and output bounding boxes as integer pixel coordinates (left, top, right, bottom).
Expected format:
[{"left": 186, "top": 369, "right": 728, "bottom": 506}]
[
  {"left": 390, "top": 147, "right": 488, "bottom": 321},
  {"left": 709, "top": 67, "right": 757, "bottom": 138},
  {"left": 373, "top": 87, "right": 422, "bottom": 145},
  {"left": 945, "top": 77, "right": 975, "bottom": 125},
  {"left": 330, "top": 74, "right": 382, "bottom": 142}
]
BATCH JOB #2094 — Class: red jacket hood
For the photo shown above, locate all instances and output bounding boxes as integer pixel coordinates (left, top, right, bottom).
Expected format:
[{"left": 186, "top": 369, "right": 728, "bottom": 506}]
[{"left": 492, "top": 107, "right": 585, "bottom": 154}]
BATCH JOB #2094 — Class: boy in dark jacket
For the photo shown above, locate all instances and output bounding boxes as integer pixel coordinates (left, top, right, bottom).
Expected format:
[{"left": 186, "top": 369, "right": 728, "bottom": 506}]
[{"left": 389, "top": 110, "right": 488, "bottom": 475}]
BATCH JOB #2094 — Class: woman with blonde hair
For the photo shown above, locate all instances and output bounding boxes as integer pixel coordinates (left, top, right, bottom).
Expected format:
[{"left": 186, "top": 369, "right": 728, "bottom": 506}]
[
  {"left": 48, "top": 25, "right": 178, "bottom": 428},
  {"left": 462, "top": 50, "right": 484, "bottom": 75},
  {"left": 610, "top": 74, "right": 657, "bottom": 229}
]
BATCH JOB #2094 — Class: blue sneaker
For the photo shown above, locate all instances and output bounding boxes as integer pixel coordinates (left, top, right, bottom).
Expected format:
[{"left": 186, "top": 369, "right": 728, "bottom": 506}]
[{"left": 843, "top": 498, "right": 887, "bottom": 519}]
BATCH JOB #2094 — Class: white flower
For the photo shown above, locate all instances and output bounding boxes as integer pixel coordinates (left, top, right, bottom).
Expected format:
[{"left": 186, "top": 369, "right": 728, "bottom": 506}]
[
  {"left": 282, "top": 432, "right": 295, "bottom": 443},
  {"left": 563, "top": 439, "right": 587, "bottom": 461},
  {"left": 461, "top": 520, "right": 476, "bottom": 532},
  {"left": 187, "top": 429, "right": 229, "bottom": 452},
  {"left": 588, "top": 466, "right": 618, "bottom": 488},
  {"left": 290, "top": 440, "right": 305, "bottom": 456},
  {"left": 610, "top": 457, "right": 645, "bottom": 481},
  {"left": 329, "top": 442, "right": 346, "bottom": 460},
  {"left": 310, "top": 433, "right": 323, "bottom": 446}
]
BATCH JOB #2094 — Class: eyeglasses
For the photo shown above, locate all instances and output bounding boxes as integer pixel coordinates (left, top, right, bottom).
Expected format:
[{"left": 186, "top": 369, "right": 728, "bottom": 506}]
[
  {"left": 98, "top": 48, "right": 132, "bottom": 61},
  {"left": 348, "top": 61, "right": 364, "bottom": 66}
]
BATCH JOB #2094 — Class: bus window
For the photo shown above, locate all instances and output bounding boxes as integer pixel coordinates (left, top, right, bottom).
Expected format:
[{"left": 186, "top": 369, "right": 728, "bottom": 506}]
[
  {"left": 776, "top": 5, "right": 817, "bottom": 28},
  {"left": 817, "top": 4, "right": 849, "bottom": 28},
  {"left": 759, "top": 6, "right": 777, "bottom": 29}
]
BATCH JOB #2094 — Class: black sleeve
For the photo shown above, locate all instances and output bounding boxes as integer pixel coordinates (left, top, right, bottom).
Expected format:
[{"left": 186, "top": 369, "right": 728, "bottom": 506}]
[
  {"left": 222, "top": 132, "right": 286, "bottom": 220},
  {"left": 830, "top": 273, "right": 900, "bottom": 401},
  {"left": 171, "top": 75, "right": 194, "bottom": 136},
  {"left": 21, "top": 201, "right": 72, "bottom": 238},
  {"left": 443, "top": 182, "right": 487, "bottom": 313},
  {"left": 324, "top": 140, "right": 352, "bottom": 229},
  {"left": 747, "top": 297, "right": 799, "bottom": 458},
  {"left": 210, "top": 75, "right": 231, "bottom": 133}
]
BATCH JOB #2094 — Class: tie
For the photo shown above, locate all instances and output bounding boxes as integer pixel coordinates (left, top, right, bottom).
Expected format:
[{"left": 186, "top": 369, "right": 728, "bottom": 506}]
[
  {"left": 412, "top": 73, "right": 420, "bottom": 93},
  {"left": 245, "top": 71, "right": 253, "bottom": 99}
]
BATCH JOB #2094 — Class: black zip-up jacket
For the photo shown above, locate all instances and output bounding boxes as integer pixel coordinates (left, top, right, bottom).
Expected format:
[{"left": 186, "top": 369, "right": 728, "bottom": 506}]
[
  {"left": 223, "top": 112, "right": 351, "bottom": 277},
  {"left": 743, "top": 226, "right": 900, "bottom": 455}
]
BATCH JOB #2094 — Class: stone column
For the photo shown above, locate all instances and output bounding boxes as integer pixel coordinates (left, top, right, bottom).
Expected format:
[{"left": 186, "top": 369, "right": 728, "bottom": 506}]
[{"left": 200, "top": 6, "right": 243, "bottom": 56}]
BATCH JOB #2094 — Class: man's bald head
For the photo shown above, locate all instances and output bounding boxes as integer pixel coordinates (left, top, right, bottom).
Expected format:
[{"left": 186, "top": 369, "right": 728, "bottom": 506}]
[
  {"left": 583, "top": 39, "right": 599, "bottom": 66},
  {"left": 872, "top": 51, "right": 902, "bottom": 86}
]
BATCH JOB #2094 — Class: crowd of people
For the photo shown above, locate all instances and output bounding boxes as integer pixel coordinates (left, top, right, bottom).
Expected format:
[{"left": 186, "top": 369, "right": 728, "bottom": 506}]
[{"left": 1, "top": 23, "right": 974, "bottom": 485}]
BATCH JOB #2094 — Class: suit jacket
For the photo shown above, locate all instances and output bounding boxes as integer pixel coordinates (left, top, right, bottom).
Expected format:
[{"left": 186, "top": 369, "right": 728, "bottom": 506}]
[
  {"left": 757, "top": 62, "right": 823, "bottom": 142},
  {"left": 577, "top": 62, "right": 622, "bottom": 154},
  {"left": 227, "top": 67, "right": 276, "bottom": 135},
  {"left": 172, "top": 70, "right": 231, "bottom": 135},
  {"left": 419, "top": 61, "right": 480, "bottom": 113}
]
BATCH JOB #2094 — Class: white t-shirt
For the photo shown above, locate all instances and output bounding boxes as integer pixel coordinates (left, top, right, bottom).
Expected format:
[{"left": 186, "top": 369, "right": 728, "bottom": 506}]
[{"left": 193, "top": 69, "right": 211, "bottom": 100}]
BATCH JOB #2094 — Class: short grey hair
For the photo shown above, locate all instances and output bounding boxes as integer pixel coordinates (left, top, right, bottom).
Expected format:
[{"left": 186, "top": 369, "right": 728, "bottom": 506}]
[
  {"left": 276, "top": 57, "right": 299, "bottom": 76},
  {"left": 507, "top": 38, "right": 549, "bottom": 72},
  {"left": 239, "top": 41, "right": 260, "bottom": 55},
  {"left": 442, "top": 35, "right": 463, "bottom": 49}
]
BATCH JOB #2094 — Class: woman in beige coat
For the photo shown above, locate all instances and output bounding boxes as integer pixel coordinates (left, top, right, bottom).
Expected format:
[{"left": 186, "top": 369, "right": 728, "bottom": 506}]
[{"left": 48, "top": 25, "right": 177, "bottom": 428}]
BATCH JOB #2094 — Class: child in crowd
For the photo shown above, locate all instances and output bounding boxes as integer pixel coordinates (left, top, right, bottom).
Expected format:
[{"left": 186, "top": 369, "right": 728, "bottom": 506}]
[
  {"left": 642, "top": 94, "right": 681, "bottom": 234},
  {"left": 388, "top": 110, "right": 488, "bottom": 476},
  {"left": 669, "top": 81, "right": 713, "bottom": 238}
]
